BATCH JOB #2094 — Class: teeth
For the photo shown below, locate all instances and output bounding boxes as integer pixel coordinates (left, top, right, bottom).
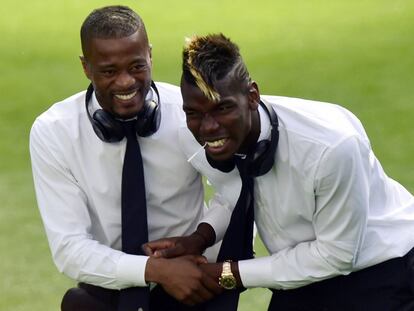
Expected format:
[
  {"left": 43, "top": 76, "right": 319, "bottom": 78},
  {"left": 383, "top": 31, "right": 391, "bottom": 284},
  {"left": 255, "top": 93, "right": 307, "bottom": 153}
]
[
  {"left": 115, "top": 91, "right": 137, "bottom": 100},
  {"left": 206, "top": 139, "right": 226, "bottom": 148}
]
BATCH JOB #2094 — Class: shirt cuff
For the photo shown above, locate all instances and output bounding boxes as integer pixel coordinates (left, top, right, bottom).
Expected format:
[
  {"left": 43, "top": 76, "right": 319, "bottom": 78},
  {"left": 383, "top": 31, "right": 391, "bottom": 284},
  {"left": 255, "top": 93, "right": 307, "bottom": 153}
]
[
  {"left": 116, "top": 254, "right": 149, "bottom": 287},
  {"left": 201, "top": 196, "right": 232, "bottom": 243},
  {"left": 238, "top": 256, "right": 277, "bottom": 289}
]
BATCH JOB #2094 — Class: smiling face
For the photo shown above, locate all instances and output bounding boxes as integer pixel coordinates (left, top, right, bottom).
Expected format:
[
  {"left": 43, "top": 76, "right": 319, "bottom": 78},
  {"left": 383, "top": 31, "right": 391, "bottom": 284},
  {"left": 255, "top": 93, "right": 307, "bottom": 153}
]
[
  {"left": 181, "top": 73, "right": 261, "bottom": 161},
  {"left": 81, "top": 29, "right": 152, "bottom": 119}
]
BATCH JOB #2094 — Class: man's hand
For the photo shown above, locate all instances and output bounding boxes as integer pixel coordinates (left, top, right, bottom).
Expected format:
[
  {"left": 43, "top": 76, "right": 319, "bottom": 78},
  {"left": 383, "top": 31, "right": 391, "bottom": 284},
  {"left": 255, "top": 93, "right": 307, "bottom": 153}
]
[
  {"left": 199, "top": 262, "right": 222, "bottom": 281},
  {"left": 142, "top": 234, "right": 205, "bottom": 258},
  {"left": 142, "top": 223, "right": 216, "bottom": 258},
  {"left": 145, "top": 255, "right": 222, "bottom": 305}
]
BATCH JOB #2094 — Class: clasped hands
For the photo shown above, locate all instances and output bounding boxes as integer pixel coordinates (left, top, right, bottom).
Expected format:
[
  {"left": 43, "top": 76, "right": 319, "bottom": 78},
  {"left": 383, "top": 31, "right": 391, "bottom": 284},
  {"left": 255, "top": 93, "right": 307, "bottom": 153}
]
[{"left": 143, "top": 233, "right": 224, "bottom": 306}]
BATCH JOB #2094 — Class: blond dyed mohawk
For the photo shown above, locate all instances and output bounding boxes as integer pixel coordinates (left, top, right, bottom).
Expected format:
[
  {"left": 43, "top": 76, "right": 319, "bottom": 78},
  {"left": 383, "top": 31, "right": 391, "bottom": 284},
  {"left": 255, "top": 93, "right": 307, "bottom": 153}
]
[
  {"left": 184, "top": 36, "right": 220, "bottom": 101},
  {"left": 182, "top": 33, "right": 250, "bottom": 101}
]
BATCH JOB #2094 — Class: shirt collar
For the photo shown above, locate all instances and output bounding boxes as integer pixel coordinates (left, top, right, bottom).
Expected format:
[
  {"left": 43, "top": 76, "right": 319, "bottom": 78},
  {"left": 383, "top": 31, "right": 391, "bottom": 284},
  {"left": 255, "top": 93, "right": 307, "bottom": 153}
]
[{"left": 258, "top": 101, "right": 272, "bottom": 142}]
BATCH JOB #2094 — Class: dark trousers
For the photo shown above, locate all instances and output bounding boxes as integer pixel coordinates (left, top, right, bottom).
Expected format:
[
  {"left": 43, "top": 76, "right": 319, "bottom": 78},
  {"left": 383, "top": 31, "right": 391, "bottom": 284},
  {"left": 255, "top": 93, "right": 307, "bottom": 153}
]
[
  {"left": 268, "top": 248, "right": 414, "bottom": 311},
  {"left": 61, "top": 283, "right": 205, "bottom": 311}
]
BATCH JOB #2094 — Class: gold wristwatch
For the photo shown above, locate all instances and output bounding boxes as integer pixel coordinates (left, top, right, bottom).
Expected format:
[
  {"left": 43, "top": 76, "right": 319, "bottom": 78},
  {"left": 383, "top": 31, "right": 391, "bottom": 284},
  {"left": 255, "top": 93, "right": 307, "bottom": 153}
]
[{"left": 218, "top": 260, "right": 237, "bottom": 289}]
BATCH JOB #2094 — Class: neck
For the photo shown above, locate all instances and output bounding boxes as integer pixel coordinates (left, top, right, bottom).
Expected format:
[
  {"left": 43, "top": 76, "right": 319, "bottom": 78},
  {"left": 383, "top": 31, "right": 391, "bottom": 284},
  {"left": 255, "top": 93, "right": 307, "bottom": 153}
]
[{"left": 239, "top": 109, "right": 260, "bottom": 155}]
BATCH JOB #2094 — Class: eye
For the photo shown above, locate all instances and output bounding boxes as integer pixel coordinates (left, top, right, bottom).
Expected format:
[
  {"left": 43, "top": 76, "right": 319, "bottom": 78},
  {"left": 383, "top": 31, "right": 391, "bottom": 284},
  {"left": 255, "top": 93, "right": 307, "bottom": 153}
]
[
  {"left": 185, "top": 110, "right": 196, "bottom": 117},
  {"left": 184, "top": 108, "right": 201, "bottom": 119},
  {"left": 100, "top": 69, "right": 115, "bottom": 77},
  {"left": 131, "top": 63, "right": 148, "bottom": 73},
  {"left": 217, "top": 103, "right": 234, "bottom": 113}
]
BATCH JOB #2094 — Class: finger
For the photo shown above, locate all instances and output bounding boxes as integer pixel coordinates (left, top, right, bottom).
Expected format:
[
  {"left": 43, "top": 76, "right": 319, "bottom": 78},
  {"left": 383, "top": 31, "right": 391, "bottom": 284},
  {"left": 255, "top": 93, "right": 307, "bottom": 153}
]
[
  {"left": 194, "top": 255, "right": 208, "bottom": 265},
  {"left": 142, "top": 239, "right": 177, "bottom": 257},
  {"left": 195, "top": 282, "right": 215, "bottom": 302},
  {"left": 141, "top": 243, "right": 154, "bottom": 256},
  {"left": 156, "top": 244, "right": 186, "bottom": 258},
  {"left": 201, "top": 273, "right": 222, "bottom": 295},
  {"left": 184, "top": 269, "right": 217, "bottom": 304},
  {"left": 146, "top": 239, "right": 176, "bottom": 250}
]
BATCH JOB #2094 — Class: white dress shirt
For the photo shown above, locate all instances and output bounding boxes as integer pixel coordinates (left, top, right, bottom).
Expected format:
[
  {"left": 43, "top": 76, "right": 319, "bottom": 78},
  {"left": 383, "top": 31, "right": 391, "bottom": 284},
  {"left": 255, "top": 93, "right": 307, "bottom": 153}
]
[
  {"left": 30, "top": 82, "right": 224, "bottom": 290},
  {"left": 181, "top": 95, "right": 414, "bottom": 290}
]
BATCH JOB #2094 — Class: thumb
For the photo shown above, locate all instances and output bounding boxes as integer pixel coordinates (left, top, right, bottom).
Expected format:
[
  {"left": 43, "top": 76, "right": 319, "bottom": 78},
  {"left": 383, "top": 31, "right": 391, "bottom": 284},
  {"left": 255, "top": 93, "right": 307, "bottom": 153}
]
[
  {"left": 155, "top": 244, "right": 186, "bottom": 258},
  {"left": 141, "top": 239, "right": 176, "bottom": 257},
  {"left": 194, "top": 255, "right": 208, "bottom": 265}
]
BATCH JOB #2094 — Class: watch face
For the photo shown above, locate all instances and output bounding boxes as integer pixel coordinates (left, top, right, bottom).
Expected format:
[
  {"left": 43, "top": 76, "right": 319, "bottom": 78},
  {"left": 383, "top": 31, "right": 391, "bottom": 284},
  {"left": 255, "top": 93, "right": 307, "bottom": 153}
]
[{"left": 220, "top": 275, "right": 237, "bottom": 289}]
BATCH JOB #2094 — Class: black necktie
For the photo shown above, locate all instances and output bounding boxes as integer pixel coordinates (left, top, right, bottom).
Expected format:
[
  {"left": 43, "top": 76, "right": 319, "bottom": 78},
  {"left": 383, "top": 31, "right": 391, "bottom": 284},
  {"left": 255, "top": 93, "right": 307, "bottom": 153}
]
[
  {"left": 206, "top": 156, "right": 255, "bottom": 311},
  {"left": 118, "top": 121, "right": 150, "bottom": 311}
]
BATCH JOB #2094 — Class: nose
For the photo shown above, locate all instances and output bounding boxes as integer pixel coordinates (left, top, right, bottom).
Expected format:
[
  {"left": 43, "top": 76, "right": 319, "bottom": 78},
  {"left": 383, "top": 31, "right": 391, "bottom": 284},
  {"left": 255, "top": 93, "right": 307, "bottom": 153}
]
[
  {"left": 199, "top": 113, "right": 219, "bottom": 135},
  {"left": 115, "top": 71, "right": 135, "bottom": 88}
]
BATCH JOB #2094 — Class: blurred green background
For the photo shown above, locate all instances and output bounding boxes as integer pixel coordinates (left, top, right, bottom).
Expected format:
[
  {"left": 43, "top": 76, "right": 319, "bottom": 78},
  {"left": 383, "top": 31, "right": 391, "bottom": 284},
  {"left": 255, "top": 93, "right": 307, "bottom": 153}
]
[{"left": 1, "top": 0, "right": 413, "bottom": 310}]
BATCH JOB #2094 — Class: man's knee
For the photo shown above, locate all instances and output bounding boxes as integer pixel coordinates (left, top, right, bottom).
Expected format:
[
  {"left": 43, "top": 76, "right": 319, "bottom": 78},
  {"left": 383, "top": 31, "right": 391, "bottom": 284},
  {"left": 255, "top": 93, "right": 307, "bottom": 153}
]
[
  {"left": 61, "top": 287, "right": 111, "bottom": 311},
  {"left": 61, "top": 287, "right": 84, "bottom": 311}
]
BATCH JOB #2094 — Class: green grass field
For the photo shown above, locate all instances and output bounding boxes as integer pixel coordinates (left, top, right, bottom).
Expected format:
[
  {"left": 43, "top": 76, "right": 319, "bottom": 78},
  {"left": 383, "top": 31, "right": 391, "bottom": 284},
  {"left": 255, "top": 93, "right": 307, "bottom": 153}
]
[{"left": 1, "top": 1, "right": 413, "bottom": 310}]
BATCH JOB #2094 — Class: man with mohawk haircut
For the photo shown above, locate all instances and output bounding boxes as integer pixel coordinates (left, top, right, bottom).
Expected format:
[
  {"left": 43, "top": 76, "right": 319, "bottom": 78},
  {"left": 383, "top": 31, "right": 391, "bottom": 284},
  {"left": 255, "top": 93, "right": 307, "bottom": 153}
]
[{"left": 145, "top": 33, "right": 414, "bottom": 310}]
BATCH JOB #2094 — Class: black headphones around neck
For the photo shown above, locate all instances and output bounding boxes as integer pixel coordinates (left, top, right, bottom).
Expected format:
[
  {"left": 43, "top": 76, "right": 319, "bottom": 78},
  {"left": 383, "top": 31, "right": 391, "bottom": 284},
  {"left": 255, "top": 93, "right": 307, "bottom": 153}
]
[
  {"left": 206, "top": 100, "right": 279, "bottom": 177},
  {"left": 85, "top": 81, "right": 161, "bottom": 142}
]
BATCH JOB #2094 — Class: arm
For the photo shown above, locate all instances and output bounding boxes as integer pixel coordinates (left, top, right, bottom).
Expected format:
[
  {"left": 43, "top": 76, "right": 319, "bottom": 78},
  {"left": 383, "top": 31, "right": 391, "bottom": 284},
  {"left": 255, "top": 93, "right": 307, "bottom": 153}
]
[
  {"left": 30, "top": 120, "right": 147, "bottom": 289},
  {"left": 142, "top": 222, "right": 216, "bottom": 258},
  {"left": 143, "top": 191, "right": 233, "bottom": 258},
  {"left": 238, "top": 136, "right": 372, "bottom": 289},
  {"left": 177, "top": 124, "right": 236, "bottom": 249}
]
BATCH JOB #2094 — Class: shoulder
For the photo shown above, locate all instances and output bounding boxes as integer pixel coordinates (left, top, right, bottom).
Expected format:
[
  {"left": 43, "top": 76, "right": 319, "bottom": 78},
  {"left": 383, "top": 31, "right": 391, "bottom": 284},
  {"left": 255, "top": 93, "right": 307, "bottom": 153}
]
[
  {"left": 153, "top": 81, "right": 187, "bottom": 127},
  {"left": 262, "top": 95, "right": 372, "bottom": 183},
  {"left": 262, "top": 95, "right": 370, "bottom": 149},
  {"left": 154, "top": 81, "right": 182, "bottom": 105},
  {"left": 30, "top": 90, "right": 86, "bottom": 142},
  {"left": 32, "top": 90, "right": 86, "bottom": 127}
]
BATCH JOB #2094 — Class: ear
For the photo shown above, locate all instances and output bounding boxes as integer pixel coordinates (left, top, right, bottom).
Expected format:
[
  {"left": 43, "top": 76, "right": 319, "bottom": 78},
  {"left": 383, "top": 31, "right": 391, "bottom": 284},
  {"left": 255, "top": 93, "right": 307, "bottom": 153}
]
[
  {"left": 149, "top": 44, "right": 153, "bottom": 66},
  {"left": 248, "top": 81, "right": 260, "bottom": 110},
  {"left": 79, "top": 55, "right": 91, "bottom": 80}
]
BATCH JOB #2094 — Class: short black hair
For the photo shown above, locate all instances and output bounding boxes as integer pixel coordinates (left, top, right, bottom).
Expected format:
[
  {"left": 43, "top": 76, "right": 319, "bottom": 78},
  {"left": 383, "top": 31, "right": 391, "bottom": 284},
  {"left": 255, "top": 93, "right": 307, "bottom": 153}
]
[
  {"left": 80, "top": 5, "right": 147, "bottom": 56},
  {"left": 182, "top": 33, "right": 250, "bottom": 100}
]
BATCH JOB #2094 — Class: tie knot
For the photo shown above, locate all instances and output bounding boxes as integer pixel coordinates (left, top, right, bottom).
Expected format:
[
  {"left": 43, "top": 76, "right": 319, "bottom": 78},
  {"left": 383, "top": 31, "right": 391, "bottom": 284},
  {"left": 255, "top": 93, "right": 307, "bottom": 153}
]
[{"left": 122, "top": 120, "right": 137, "bottom": 138}]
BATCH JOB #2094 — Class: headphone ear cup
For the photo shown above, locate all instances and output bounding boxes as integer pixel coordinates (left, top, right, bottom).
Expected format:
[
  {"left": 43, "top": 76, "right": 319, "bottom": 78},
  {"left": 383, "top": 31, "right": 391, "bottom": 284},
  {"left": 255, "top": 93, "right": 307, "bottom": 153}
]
[
  {"left": 92, "top": 109, "right": 125, "bottom": 142},
  {"left": 136, "top": 100, "right": 161, "bottom": 137},
  {"left": 248, "top": 140, "right": 273, "bottom": 177},
  {"left": 247, "top": 101, "right": 279, "bottom": 177}
]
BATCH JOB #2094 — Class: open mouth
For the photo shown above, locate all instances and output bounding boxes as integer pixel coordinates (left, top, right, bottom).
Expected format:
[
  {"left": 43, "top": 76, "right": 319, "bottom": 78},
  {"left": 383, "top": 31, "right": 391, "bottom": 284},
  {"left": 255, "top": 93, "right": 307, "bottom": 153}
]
[
  {"left": 204, "top": 138, "right": 231, "bottom": 157},
  {"left": 114, "top": 90, "right": 137, "bottom": 101},
  {"left": 206, "top": 138, "right": 227, "bottom": 148}
]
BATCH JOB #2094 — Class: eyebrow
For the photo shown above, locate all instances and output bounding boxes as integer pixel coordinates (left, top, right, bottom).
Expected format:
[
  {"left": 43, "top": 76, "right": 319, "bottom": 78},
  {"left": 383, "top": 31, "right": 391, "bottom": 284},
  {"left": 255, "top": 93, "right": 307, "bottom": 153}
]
[{"left": 217, "top": 97, "right": 236, "bottom": 105}]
